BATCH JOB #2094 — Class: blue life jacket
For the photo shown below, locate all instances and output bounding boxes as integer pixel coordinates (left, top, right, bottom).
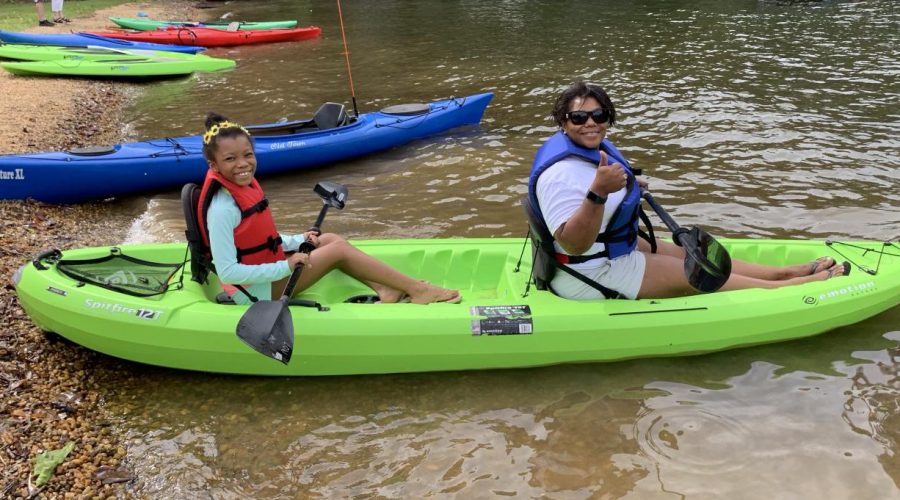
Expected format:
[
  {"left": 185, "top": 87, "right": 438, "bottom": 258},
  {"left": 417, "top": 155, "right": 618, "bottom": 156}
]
[{"left": 527, "top": 131, "right": 642, "bottom": 261}]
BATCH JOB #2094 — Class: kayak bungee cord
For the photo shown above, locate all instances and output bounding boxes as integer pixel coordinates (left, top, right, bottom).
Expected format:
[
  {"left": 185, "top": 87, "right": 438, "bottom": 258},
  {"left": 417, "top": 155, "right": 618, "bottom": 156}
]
[
  {"left": 514, "top": 229, "right": 537, "bottom": 298},
  {"left": 825, "top": 240, "right": 898, "bottom": 276},
  {"left": 176, "top": 28, "right": 198, "bottom": 46},
  {"left": 166, "top": 137, "right": 191, "bottom": 153},
  {"left": 5, "top": 138, "right": 196, "bottom": 162},
  {"left": 374, "top": 98, "right": 468, "bottom": 129}
]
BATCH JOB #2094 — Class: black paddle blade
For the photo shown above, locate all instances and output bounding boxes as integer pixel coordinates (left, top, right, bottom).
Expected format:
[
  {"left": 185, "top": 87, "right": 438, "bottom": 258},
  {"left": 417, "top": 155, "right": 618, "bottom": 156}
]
[
  {"left": 235, "top": 298, "right": 294, "bottom": 364},
  {"left": 680, "top": 227, "right": 732, "bottom": 293}
]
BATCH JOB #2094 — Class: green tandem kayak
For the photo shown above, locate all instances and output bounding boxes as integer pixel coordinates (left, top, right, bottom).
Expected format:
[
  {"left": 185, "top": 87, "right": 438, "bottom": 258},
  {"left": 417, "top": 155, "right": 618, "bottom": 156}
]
[
  {"left": 13, "top": 238, "right": 899, "bottom": 376},
  {"left": 109, "top": 16, "right": 299, "bottom": 31},
  {"left": 0, "top": 45, "right": 235, "bottom": 77}
]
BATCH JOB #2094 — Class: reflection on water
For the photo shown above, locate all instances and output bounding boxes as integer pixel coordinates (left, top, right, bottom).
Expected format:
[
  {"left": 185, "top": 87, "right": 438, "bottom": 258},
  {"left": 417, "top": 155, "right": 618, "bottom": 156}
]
[
  {"left": 100, "top": 0, "right": 900, "bottom": 497},
  {"left": 125, "top": 0, "right": 899, "bottom": 242},
  {"left": 98, "top": 310, "right": 900, "bottom": 498},
  {"left": 633, "top": 361, "right": 898, "bottom": 498}
]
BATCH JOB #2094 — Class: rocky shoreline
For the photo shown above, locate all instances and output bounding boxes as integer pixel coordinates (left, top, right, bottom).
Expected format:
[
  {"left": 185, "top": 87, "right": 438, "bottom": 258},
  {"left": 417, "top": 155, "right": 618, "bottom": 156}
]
[{"left": 1, "top": 2, "right": 205, "bottom": 497}]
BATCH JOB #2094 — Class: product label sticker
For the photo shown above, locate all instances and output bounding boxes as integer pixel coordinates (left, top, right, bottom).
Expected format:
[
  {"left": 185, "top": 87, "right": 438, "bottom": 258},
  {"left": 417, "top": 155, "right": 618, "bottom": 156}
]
[{"left": 470, "top": 305, "right": 533, "bottom": 336}]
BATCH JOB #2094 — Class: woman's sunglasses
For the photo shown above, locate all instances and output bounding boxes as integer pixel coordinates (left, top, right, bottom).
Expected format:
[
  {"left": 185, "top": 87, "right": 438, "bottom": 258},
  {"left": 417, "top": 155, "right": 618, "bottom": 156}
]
[{"left": 566, "top": 108, "right": 610, "bottom": 126}]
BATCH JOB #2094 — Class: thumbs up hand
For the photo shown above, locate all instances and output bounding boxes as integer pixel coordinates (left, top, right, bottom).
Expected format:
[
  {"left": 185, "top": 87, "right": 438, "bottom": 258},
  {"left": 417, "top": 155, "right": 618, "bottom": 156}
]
[{"left": 591, "top": 151, "right": 627, "bottom": 197}]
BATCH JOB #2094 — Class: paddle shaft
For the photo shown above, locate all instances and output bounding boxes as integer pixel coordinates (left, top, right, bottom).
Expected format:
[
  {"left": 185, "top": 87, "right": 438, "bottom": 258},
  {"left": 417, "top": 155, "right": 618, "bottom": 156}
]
[
  {"left": 640, "top": 190, "right": 732, "bottom": 292},
  {"left": 641, "top": 191, "right": 684, "bottom": 238},
  {"left": 279, "top": 202, "right": 333, "bottom": 298}
]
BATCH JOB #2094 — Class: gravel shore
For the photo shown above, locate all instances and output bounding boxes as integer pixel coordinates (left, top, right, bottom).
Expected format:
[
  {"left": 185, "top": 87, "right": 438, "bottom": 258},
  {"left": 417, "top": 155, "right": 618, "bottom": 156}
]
[{"left": 1, "top": 2, "right": 206, "bottom": 497}]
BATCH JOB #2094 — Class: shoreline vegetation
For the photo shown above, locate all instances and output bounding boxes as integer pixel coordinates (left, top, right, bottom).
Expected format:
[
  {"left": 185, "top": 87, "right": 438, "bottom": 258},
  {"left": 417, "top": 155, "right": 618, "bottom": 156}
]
[{"left": 0, "top": 1, "right": 208, "bottom": 496}]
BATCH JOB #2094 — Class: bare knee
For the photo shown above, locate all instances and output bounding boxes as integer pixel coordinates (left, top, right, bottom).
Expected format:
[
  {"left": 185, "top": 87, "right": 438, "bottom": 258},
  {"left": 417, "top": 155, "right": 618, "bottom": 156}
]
[{"left": 318, "top": 232, "right": 347, "bottom": 246}]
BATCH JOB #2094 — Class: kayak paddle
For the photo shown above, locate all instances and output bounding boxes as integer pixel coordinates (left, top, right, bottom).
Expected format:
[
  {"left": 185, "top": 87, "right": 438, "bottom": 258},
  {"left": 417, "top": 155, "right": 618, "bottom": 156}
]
[
  {"left": 641, "top": 191, "right": 732, "bottom": 292},
  {"left": 235, "top": 181, "right": 348, "bottom": 364}
]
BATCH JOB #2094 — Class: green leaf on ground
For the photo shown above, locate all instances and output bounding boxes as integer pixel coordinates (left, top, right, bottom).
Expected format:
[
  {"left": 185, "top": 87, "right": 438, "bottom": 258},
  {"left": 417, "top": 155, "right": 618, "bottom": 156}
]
[{"left": 31, "top": 441, "right": 75, "bottom": 487}]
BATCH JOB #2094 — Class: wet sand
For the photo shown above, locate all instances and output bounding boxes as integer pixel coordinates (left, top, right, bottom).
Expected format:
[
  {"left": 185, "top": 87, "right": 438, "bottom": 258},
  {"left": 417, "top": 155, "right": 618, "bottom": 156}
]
[{"left": 0, "top": 2, "right": 207, "bottom": 497}]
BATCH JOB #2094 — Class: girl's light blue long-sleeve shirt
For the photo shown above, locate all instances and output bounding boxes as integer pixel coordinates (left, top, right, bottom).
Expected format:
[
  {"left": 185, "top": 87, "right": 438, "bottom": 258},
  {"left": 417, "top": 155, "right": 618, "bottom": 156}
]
[{"left": 207, "top": 189, "right": 306, "bottom": 304}]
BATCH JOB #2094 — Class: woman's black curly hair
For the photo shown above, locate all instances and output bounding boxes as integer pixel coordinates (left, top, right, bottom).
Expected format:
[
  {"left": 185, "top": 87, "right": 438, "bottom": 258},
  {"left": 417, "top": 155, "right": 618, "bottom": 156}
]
[{"left": 551, "top": 81, "right": 617, "bottom": 129}]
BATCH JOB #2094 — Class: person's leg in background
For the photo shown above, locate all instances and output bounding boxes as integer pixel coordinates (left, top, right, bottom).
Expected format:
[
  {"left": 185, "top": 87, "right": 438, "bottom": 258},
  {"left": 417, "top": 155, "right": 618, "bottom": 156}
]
[
  {"left": 51, "top": 0, "right": 70, "bottom": 23},
  {"left": 35, "top": 0, "right": 54, "bottom": 27}
]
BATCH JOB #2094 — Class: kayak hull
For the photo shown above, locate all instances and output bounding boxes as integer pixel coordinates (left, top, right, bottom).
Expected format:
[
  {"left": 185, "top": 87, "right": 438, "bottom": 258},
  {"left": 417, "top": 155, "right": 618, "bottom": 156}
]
[
  {"left": 13, "top": 238, "right": 900, "bottom": 376},
  {"left": 0, "top": 30, "right": 205, "bottom": 54},
  {"left": 109, "top": 17, "right": 299, "bottom": 31},
  {"left": 87, "top": 26, "right": 322, "bottom": 47},
  {"left": 0, "top": 93, "right": 493, "bottom": 203},
  {"left": 0, "top": 47, "right": 235, "bottom": 76},
  {"left": 0, "top": 45, "right": 228, "bottom": 64}
]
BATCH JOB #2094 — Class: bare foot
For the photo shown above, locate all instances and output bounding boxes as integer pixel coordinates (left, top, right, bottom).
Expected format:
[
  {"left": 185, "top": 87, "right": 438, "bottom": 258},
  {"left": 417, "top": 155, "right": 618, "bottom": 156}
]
[
  {"left": 784, "top": 256, "right": 837, "bottom": 279},
  {"left": 806, "top": 261, "right": 850, "bottom": 283},
  {"left": 408, "top": 282, "right": 461, "bottom": 304},
  {"left": 807, "top": 256, "right": 836, "bottom": 275},
  {"left": 824, "top": 261, "right": 850, "bottom": 279},
  {"left": 369, "top": 283, "right": 407, "bottom": 304}
]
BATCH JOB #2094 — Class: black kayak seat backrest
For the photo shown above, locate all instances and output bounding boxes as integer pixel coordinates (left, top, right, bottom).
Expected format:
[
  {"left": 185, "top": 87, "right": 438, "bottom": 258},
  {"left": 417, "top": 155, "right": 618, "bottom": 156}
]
[
  {"left": 181, "top": 183, "right": 213, "bottom": 285},
  {"left": 313, "top": 102, "right": 348, "bottom": 130},
  {"left": 522, "top": 198, "right": 556, "bottom": 291}
]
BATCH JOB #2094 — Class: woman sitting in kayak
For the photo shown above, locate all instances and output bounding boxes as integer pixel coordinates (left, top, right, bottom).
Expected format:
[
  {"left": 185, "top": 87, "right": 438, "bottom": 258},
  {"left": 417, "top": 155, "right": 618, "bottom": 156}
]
[
  {"left": 527, "top": 81, "right": 848, "bottom": 300},
  {"left": 199, "top": 112, "right": 461, "bottom": 305}
]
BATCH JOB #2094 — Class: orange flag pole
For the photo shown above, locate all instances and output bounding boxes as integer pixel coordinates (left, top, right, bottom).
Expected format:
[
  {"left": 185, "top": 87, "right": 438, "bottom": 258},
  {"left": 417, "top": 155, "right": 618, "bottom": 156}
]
[{"left": 336, "top": 0, "right": 358, "bottom": 117}]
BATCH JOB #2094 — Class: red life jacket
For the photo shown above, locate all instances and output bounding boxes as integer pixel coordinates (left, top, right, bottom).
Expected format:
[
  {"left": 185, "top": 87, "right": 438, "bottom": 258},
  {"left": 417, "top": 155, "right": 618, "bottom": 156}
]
[{"left": 197, "top": 170, "right": 284, "bottom": 266}]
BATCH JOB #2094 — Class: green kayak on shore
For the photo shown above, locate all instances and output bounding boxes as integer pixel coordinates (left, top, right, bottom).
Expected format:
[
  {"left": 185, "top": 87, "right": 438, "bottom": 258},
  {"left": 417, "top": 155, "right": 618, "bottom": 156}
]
[
  {"left": 0, "top": 44, "right": 220, "bottom": 62},
  {"left": 109, "top": 16, "right": 299, "bottom": 31},
  {"left": 13, "top": 237, "right": 899, "bottom": 376},
  {"left": 0, "top": 46, "right": 235, "bottom": 77}
]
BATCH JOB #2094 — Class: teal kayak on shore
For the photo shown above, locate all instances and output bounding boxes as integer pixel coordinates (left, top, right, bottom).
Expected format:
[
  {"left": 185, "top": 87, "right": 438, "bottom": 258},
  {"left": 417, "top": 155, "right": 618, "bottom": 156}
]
[
  {"left": 109, "top": 17, "right": 299, "bottom": 31},
  {"left": 12, "top": 237, "right": 899, "bottom": 376}
]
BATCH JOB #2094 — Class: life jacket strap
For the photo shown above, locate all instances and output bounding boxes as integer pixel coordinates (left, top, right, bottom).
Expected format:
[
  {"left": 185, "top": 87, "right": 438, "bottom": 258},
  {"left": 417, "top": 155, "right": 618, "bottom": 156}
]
[
  {"left": 551, "top": 259, "right": 622, "bottom": 299},
  {"left": 236, "top": 235, "right": 284, "bottom": 261},
  {"left": 555, "top": 249, "right": 609, "bottom": 264},
  {"left": 232, "top": 284, "right": 258, "bottom": 302},
  {"left": 637, "top": 205, "right": 657, "bottom": 253},
  {"left": 240, "top": 198, "right": 270, "bottom": 219}
]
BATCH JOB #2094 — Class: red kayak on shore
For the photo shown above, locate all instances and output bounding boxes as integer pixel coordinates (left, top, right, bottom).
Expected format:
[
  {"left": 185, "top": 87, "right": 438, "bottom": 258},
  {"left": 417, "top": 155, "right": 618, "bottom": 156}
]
[{"left": 86, "top": 26, "right": 321, "bottom": 47}]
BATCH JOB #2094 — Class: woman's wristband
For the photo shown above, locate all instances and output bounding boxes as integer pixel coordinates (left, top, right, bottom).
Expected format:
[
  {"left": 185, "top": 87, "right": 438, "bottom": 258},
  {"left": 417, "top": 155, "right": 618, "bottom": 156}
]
[{"left": 586, "top": 190, "right": 607, "bottom": 204}]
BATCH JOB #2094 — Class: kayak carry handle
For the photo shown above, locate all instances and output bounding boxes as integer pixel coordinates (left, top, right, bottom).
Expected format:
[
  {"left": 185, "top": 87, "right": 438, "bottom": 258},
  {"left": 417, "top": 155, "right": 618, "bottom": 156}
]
[{"left": 32, "top": 248, "right": 62, "bottom": 270}]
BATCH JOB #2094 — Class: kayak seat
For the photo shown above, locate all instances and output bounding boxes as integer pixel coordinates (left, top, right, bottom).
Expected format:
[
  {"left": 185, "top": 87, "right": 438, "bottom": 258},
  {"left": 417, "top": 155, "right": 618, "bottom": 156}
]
[
  {"left": 182, "top": 183, "right": 214, "bottom": 286},
  {"left": 243, "top": 105, "right": 354, "bottom": 136},
  {"left": 245, "top": 119, "right": 316, "bottom": 136},
  {"left": 522, "top": 198, "right": 557, "bottom": 292},
  {"left": 313, "top": 102, "right": 349, "bottom": 130}
]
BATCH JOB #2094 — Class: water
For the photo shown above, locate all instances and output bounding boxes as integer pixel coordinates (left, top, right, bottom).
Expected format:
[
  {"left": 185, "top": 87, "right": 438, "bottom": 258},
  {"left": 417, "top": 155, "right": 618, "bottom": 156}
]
[{"left": 102, "top": 0, "right": 900, "bottom": 497}]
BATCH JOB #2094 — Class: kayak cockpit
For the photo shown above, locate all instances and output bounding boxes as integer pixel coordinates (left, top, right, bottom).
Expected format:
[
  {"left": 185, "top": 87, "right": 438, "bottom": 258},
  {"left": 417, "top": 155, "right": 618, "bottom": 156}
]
[{"left": 247, "top": 102, "right": 356, "bottom": 136}]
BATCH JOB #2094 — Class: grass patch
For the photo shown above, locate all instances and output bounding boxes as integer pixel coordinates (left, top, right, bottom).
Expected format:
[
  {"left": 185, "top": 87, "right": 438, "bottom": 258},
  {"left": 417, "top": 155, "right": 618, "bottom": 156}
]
[{"left": 0, "top": 0, "right": 133, "bottom": 31}]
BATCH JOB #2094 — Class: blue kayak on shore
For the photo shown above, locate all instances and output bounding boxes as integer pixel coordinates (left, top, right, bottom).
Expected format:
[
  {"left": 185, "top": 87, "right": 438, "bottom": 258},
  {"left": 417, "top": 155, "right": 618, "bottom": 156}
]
[
  {"left": 0, "top": 30, "right": 206, "bottom": 54},
  {"left": 0, "top": 93, "right": 493, "bottom": 204}
]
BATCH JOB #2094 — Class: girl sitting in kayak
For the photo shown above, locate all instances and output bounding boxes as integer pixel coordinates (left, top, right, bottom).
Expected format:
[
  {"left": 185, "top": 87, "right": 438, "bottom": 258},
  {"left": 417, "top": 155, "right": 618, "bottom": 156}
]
[
  {"left": 198, "top": 112, "right": 461, "bottom": 305},
  {"left": 527, "top": 81, "right": 848, "bottom": 300}
]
